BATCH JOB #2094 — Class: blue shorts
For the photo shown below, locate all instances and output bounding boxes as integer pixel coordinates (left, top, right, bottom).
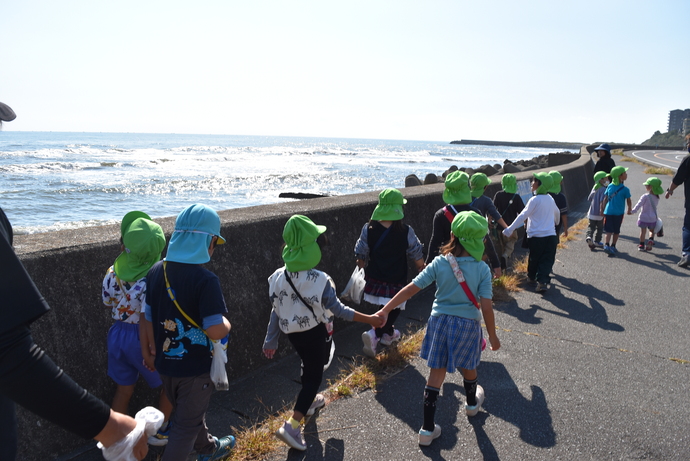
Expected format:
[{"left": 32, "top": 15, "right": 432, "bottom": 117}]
[
  {"left": 420, "top": 314, "right": 482, "bottom": 373},
  {"left": 603, "top": 214, "right": 624, "bottom": 234},
  {"left": 107, "top": 322, "right": 162, "bottom": 387}
]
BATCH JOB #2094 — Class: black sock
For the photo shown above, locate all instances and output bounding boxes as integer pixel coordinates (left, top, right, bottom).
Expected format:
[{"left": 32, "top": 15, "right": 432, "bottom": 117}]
[
  {"left": 422, "top": 386, "right": 440, "bottom": 431},
  {"left": 464, "top": 378, "right": 478, "bottom": 406}
]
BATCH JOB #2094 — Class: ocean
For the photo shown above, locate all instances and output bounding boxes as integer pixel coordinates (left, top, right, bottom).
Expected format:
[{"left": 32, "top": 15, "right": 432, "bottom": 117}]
[{"left": 0, "top": 132, "right": 557, "bottom": 234}]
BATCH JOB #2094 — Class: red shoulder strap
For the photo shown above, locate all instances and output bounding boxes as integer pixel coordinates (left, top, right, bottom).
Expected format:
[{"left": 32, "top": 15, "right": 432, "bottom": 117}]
[{"left": 443, "top": 206, "right": 455, "bottom": 223}]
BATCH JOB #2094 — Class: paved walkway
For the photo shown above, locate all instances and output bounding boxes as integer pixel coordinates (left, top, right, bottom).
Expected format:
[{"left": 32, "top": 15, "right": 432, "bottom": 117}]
[{"left": 67, "top": 153, "right": 690, "bottom": 461}]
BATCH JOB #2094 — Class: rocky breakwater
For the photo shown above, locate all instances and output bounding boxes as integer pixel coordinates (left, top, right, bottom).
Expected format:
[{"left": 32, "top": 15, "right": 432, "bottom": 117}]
[{"left": 405, "top": 151, "right": 579, "bottom": 187}]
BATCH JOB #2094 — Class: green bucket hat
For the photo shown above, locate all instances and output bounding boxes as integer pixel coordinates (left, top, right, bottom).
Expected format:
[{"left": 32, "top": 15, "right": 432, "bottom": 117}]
[
  {"left": 371, "top": 188, "right": 406, "bottom": 221},
  {"left": 470, "top": 172, "right": 491, "bottom": 198},
  {"left": 282, "top": 215, "right": 327, "bottom": 272},
  {"left": 643, "top": 177, "right": 664, "bottom": 195},
  {"left": 593, "top": 171, "right": 609, "bottom": 190},
  {"left": 548, "top": 171, "right": 563, "bottom": 194},
  {"left": 120, "top": 210, "right": 151, "bottom": 237},
  {"left": 451, "top": 211, "right": 488, "bottom": 262},
  {"left": 501, "top": 174, "right": 518, "bottom": 194},
  {"left": 443, "top": 171, "right": 471, "bottom": 205},
  {"left": 533, "top": 172, "right": 553, "bottom": 195},
  {"left": 114, "top": 215, "right": 166, "bottom": 282},
  {"left": 609, "top": 166, "right": 628, "bottom": 185}
]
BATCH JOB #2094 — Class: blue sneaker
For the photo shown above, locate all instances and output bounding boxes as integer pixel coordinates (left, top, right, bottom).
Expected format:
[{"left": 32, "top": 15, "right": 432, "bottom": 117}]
[
  {"left": 197, "top": 435, "right": 236, "bottom": 461},
  {"left": 603, "top": 245, "right": 614, "bottom": 255},
  {"left": 148, "top": 422, "right": 171, "bottom": 446}
]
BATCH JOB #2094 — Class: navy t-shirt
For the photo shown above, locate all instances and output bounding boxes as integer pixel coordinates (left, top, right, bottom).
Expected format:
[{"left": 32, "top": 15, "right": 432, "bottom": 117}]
[
  {"left": 0, "top": 208, "right": 50, "bottom": 334},
  {"left": 146, "top": 260, "right": 228, "bottom": 377}
]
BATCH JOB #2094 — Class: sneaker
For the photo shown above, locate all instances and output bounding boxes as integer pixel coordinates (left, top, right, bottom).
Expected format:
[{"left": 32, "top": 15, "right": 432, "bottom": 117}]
[
  {"left": 603, "top": 245, "right": 615, "bottom": 255},
  {"left": 679, "top": 255, "right": 690, "bottom": 268},
  {"left": 595, "top": 241, "right": 604, "bottom": 247},
  {"left": 379, "top": 329, "right": 401, "bottom": 346},
  {"left": 361, "top": 329, "right": 379, "bottom": 358},
  {"left": 418, "top": 424, "right": 441, "bottom": 446},
  {"left": 527, "top": 277, "right": 537, "bottom": 286},
  {"left": 586, "top": 237, "right": 595, "bottom": 250},
  {"left": 197, "top": 435, "right": 236, "bottom": 461},
  {"left": 306, "top": 393, "right": 326, "bottom": 416},
  {"left": 646, "top": 239, "right": 654, "bottom": 251},
  {"left": 638, "top": 243, "right": 645, "bottom": 251},
  {"left": 465, "top": 385, "right": 485, "bottom": 417},
  {"left": 275, "top": 421, "right": 306, "bottom": 451},
  {"left": 148, "top": 421, "right": 170, "bottom": 446},
  {"left": 536, "top": 282, "right": 548, "bottom": 293}
]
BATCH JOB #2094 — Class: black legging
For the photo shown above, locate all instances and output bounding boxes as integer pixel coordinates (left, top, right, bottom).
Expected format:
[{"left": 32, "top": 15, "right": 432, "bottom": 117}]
[
  {"left": 287, "top": 323, "right": 330, "bottom": 416},
  {"left": 375, "top": 307, "right": 401, "bottom": 338},
  {"left": 0, "top": 325, "right": 111, "bottom": 460}
]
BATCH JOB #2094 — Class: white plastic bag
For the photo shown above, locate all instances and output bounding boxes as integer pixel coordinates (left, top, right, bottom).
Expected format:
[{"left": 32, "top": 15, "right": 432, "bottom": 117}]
[
  {"left": 654, "top": 217, "right": 663, "bottom": 234},
  {"left": 98, "top": 406, "right": 164, "bottom": 461},
  {"left": 210, "top": 337, "right": 229, "bottom": 391},
  {"left": 340, "top": 266, "right": 365, "bottom": 305}
]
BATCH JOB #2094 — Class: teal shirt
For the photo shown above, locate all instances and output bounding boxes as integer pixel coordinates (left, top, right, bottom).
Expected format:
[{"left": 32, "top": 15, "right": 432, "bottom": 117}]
[
  {"left": 604, "top": 183, "right": 631, "bottom": 215},
  {"left": 412, "top": 255, "right": 492, "bottom": 320}
]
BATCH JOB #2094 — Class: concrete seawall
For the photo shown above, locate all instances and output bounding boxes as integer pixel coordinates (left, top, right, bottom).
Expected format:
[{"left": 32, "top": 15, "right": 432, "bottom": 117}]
[{"left": 13, "top": 148, "right": 594, "bottom": 459}]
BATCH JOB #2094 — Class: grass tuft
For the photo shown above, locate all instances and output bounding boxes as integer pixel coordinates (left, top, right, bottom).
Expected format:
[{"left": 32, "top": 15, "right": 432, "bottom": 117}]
[{"left": 644, "top": 166, "right": 674, "bottom": 176}]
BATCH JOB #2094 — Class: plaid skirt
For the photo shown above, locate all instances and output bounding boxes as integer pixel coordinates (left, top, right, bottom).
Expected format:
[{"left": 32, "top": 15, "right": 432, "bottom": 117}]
[
  {"left": 363, "top": 276, "right": 407, "bottom": 309},
  {"left": 420, "top": 314, "right": 482, "bottom": 373}
]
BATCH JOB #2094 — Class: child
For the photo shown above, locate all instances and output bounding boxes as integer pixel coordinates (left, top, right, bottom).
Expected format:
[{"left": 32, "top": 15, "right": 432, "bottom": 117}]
[
  {"left": 374, "top": 211, "right": 500, "bottom": 447},
  {"left": 426, "top": 171, "right": 502, "bottom": 278},
  {"left": 102, "top": 211, "right": 172, "bottom": 446},
  {"left": 354, "top": 188, "right": 425, "bottom": 357},
  {"left": 503, "top": 172, "right": 560, "bottom": 293},
  {"left": 548, "top": 171, "right": 569, "bottom": 238},
  {"left": 141, "top": 204, "right": 235, "bottom": 461},
  {"left": 585, "top": 171, "right": 609, "bottom": 250},
  {"left": 630, "top": 177, "right": 664, "bottom": 251},
  {"left": 492, "top": 173, "right": 525, "bottom": 269},
  {"left": 263, "top": 215, "right": 382, "bottom": 451},
  {"left": 470, "top": 172, "right": 508, "bottom": 231},
  {"left": 600, "top": 166, "right": 632, "bottom": 256}
]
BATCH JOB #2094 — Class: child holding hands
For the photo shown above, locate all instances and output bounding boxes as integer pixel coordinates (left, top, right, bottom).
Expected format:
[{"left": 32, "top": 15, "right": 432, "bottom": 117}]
[
  {"left": 263, "top": 215, "right": 383, "bottom": 451},
  {"left": 601, "top": 166, "right": 632, "bottom": 255},
  {"left": 375, "top": 211, "right": 500, "bottom": 447},
  {"left": 631, "top": 177, "right": 664, "bottom": 251}
]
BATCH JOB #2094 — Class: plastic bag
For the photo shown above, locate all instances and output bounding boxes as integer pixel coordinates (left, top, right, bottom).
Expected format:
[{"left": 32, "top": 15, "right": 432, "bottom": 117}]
[
  {"left": 98, "top": 406, "right": 164, "bottom": 461},
  {"left": 654, "top": 217, "right": 663, "bottom": 234},
  {"left": 210, "top": 336, "right": 229, "bottom": 391},
  {"left": 340, "top": 266, "right": 365, "bottom": 305}
]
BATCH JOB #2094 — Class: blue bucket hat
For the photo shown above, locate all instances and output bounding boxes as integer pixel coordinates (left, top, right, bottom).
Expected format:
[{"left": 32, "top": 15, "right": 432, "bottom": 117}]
[
  {"left": 594, "top": 143, "right": 611, "bottom": 153},
  {"left": 165, "top": 204, "right": 225, "bottom": 264}
]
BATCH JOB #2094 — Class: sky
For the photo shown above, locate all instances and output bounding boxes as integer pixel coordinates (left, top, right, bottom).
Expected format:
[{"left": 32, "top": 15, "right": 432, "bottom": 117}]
[{"left": 1, "top": 0, "right": 688, "bottom": 144}]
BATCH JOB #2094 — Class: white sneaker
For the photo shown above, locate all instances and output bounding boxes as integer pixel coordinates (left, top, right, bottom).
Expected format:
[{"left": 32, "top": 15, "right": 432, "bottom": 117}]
[
  {"left": 361, "top": 329, "right": 379, "bottom": 357},
  {"left": 306, "top": 393, "right": 326, "bottom": 416},
  {"left": 465, "top": 385, "right": 485, "bottom": 417},
  {"left": 418, "top": 424, "right": 441, "bottom": 446},
  {"left": 379, "top": 329, "right": 401, "bottom": 346}
]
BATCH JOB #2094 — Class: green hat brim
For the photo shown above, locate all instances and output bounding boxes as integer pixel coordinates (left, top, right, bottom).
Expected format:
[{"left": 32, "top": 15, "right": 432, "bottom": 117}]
[{"left": 371, "top": 204, "right": 405, "bottom": 221}]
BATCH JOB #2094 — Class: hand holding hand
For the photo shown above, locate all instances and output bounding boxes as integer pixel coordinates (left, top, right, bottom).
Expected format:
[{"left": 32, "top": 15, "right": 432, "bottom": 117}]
[
  {"left": 263, "top": 349, "right": 276, "bottom": 359},
  {"left": 502, "top": 229, "right": 512, "bottom": 238},
  {"left": 373, "top": 310, "right": 388, "bottom": 328}
]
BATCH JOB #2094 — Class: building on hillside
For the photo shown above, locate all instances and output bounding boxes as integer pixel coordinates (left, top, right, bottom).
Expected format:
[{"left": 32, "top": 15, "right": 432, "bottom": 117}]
[
  {"left": 668, "top": 109, "right": 690, "bottom": 133},
  {"left": 684, "top": 118, "right": 690, "bottom": 137}
]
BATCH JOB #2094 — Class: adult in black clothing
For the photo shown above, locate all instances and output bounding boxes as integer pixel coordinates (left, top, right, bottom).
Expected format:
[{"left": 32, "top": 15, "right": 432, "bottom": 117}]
[
  {"left": 664, "top": 135, "right": 690, "bottom": 268},
  {"left": 426, "top": 171, "right": 502, "bottom": 277},
  {"left": 0, "top": 208, "right": 149, "bottom": 460},
  {"left": 592, "top": 143, "right": 616, "bottom": 174}
]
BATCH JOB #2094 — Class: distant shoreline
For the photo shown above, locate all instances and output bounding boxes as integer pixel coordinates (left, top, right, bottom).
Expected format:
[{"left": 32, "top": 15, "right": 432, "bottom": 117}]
[{"left": 451, "top": 139, "right": 585, "bottom": 149}]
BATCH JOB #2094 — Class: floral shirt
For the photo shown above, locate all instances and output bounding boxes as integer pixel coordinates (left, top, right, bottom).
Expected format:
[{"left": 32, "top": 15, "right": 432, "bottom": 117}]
[{"left": 102, "top": 266, "right": 146, "bottom": 324}]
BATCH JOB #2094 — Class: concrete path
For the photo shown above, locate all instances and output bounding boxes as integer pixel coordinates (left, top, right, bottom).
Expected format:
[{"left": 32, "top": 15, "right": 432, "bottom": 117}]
[{"left": 65, "top": 152, "right": 690, "bottom": 461}]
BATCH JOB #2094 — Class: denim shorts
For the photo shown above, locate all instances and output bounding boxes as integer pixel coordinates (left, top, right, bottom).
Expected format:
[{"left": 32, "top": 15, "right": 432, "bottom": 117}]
[{"left": 603, "top": 214, "right": 624, "bottom": 234}]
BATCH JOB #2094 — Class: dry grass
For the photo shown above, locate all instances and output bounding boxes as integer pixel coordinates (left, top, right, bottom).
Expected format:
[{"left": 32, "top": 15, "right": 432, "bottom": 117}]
[
  {"left": 619, "top": 156, "right": 635, "bottom": 162},
  {"left": 644, "top": 166, "right": 675, "bottom": 176},
  {"left": 611, "top": 148, "right": 625, "bottom": 156},
  {"left": 557, "top": 218, "right": 587, "bottom": 249},
  {"left": 229, "top": 328, "right": 426, "bottom": 460}
]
